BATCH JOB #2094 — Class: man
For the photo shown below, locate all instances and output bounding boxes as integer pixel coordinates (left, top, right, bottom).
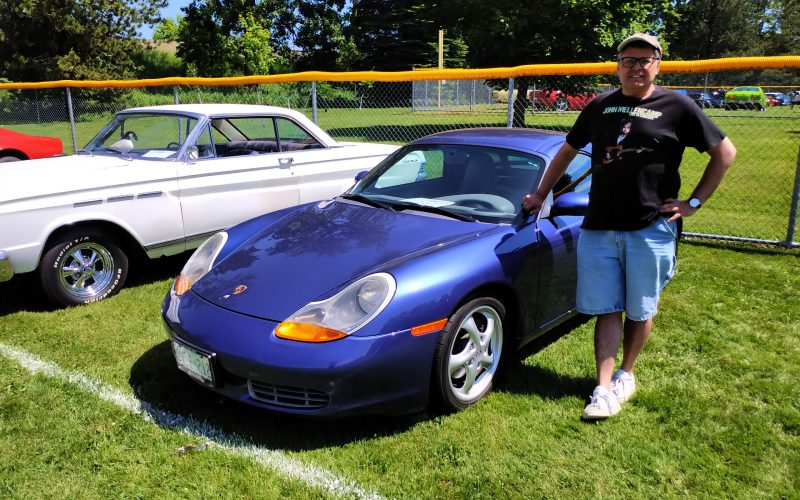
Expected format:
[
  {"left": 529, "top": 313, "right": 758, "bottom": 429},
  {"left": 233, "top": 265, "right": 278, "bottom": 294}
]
[{"left": 522, "top": 33, "right": 736, "bottom": 420}]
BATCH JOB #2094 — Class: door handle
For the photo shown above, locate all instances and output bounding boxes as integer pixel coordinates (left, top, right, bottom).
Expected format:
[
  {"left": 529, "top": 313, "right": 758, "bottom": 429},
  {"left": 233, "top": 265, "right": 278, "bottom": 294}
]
[{"left": 278, "top": 157, "right": 293, "bottom": 168}]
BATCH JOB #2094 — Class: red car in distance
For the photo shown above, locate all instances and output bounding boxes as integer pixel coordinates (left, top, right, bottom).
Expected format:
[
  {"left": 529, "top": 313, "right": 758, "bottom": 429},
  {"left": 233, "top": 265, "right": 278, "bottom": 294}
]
[
  {"left": 527, "top": 88, "right": 596, "bottom": 112},
  {"left": 0, "top": 128, "right": 63, "bottom": 162}
]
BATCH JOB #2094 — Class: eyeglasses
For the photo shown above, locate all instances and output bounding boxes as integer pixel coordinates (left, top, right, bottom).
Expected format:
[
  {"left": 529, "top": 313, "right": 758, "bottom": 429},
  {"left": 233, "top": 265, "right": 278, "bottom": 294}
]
[{"left": 618, "top": 56, "right": 660, "bottom": 68}]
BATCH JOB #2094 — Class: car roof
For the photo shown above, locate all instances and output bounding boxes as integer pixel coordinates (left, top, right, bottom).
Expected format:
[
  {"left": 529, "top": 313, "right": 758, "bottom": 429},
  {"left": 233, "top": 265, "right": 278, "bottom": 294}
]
[
  {"left": 118, "top": 103, "right": 309, "bottom": 120},
  {"left": 408, "top": 128, "right": 582, "bottom": 157}
]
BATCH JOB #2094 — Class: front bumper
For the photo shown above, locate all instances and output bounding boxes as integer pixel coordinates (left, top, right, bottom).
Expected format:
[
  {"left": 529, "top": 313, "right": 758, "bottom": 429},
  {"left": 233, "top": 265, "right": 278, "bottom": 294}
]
[
  {"left": 0, "top": 250, "right": 13, "bottom": 282},
  {"left": 162, "top": 289, "right": 440, "bottom": 416}
]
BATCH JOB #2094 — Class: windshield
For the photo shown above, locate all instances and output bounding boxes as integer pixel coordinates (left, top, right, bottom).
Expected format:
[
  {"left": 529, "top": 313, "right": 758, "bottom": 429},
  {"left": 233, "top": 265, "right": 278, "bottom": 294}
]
[
  {"left": 85, "top": 113, "right": 198, "bottom": 159},
  {"left": 350, "top": 144, "right": 546, "bottom": 223}
]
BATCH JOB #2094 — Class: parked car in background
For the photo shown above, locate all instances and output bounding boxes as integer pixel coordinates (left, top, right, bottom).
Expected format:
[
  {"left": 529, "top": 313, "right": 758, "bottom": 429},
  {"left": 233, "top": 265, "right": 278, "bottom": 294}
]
[
  {"left": 0, "top": 128, "right": 62, "bottom": 162},
  {"left": 685, "top": 90, "right": 724, "bottom": 108},
  {"left": 162, "top": 127, "right": 594, "bottom": 416},
  {"left": 765, "top": 92, "right": 791, "bottom": 106},
  {"left": 0, "top": 104, "right": 398, "bottom": 306},
  {"left": 724, "top": 86, "right": 768, "bottom": 110},
  {"left": 527, "top": 88, "right": 596, "bottom": 112}
]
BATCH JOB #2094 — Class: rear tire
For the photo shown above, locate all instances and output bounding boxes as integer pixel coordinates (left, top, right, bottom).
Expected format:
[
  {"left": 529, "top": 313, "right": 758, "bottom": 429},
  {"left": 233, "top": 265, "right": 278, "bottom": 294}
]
[
  {"left": 554, "top": 97, "right": 569, "bottom": 112},
  {"left": 0, "top": 154, "right": 24, "bottom": 162},
  {"left": 39, "top": 231, "right": 128, "bottom": 306},
  {"left": 432, "top": 297, "right": 506, "bottom": 412}
]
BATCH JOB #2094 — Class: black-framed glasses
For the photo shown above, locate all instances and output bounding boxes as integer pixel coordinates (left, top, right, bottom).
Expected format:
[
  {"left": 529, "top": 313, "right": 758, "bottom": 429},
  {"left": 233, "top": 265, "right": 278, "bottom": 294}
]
[{"left": 618, "top": 56, "right": 660, "bottom": 68}]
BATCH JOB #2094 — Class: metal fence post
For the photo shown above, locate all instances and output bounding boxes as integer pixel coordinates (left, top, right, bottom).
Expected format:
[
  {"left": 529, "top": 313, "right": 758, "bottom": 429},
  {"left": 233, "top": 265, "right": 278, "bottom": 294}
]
[
  {"left": 173, "top": 87, "right": 179, "bottom": 104},
  {"left": 312, "top": 81, "right": 318, "bottom": 123},
  {"left": 785, "top": 145, "right": 800, "bottom": 248},
  {"left": 65, "top": 88, "right": 78, "bottom": 154},
  {"left": 506, "top": 78, "right": 514, "bottom": 128}
]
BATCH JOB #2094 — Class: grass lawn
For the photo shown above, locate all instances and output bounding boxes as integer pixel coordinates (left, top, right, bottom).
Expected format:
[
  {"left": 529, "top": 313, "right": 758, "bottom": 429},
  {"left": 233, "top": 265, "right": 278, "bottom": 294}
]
[{"left": 1, "top": 241, "right": 798, "bottom": 498}]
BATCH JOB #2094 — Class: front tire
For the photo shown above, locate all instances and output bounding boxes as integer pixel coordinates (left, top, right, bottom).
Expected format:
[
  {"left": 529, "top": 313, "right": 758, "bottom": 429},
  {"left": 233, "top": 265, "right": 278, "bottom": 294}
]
[
  {"left": 554, "top": 97, "right": 569, "bottom": 112},
  {"left": 432, "top": 297, "right": 506, "bottom": 411},
  {"left": 39, "top": 231, "right": 128, "bottom": 306}
]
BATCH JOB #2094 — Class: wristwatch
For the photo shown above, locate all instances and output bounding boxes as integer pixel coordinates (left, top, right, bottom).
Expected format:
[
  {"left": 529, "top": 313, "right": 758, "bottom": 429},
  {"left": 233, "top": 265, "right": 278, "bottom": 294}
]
[{"left": 688, "top": 197, "right": 702, "bottom": 209}]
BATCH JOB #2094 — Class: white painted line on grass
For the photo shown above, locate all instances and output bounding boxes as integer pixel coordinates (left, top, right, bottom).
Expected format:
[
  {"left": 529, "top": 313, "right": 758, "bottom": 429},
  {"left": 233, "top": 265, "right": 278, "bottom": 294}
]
[{"left": 0, "top": 342, "right": 382, "bottom": 500}]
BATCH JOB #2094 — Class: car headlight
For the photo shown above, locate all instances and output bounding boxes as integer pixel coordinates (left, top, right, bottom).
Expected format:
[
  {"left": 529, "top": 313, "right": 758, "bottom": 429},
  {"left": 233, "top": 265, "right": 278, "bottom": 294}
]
[
  {"left": 275, "top": 273, "right": 396, "bottom": 342},
  {"left": 174, "top": 232, "right": 228, "bottom": 296}
]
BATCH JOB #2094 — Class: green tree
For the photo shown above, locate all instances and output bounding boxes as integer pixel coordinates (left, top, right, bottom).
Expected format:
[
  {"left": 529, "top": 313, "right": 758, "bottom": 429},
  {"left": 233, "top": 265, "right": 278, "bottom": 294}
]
[
  {"left": 290, "top": 0, "right": 350, "bottom": 71},
  {"left": 177, "top": 0, "right": 287, "bottom": 77},
  {"left": 0, "top": 0, "right": 167, "bottom": 82},
  {"left": 153, "top": 16, "right": 183, "bottom": 43},
  {"left": 664, "top": 0, "right": 766, "bottom": 59},
  {"left": 346, "top": 0, "right": 441, "bottom": 70},
  {"left": 441, "top": 0, "right": 677, "bottom": 126}
]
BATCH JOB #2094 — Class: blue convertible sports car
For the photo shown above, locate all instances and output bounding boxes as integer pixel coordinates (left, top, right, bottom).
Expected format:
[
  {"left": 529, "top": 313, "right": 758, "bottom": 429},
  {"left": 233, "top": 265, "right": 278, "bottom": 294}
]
[{"left": 162, "top": 128, "right": 593, "bottom": 416}]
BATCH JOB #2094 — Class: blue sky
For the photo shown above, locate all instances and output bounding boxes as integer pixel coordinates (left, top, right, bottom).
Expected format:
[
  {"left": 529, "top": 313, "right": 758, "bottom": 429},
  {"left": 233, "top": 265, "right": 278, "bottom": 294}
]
[{"left": 138, "top": 0, "right": 192, "bottom": 39}]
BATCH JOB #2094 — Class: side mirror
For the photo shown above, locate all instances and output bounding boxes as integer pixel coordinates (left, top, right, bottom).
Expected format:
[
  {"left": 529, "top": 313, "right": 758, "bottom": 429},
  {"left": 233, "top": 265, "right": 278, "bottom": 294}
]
[
  {"left": 551, "top": 192, "right": 589, "bottom": 216},
  {"left": 186, "top": 145, "right": 199, "bottom": 161},
  {"left": 354, "top": 170, "right": 369, "bottom": 182}
]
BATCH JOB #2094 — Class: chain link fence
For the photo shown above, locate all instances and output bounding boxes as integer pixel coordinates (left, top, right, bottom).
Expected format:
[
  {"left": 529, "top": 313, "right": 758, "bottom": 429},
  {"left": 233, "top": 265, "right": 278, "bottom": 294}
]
[{"left": 1, "top": 63, "right": 799, "bottom": 247}]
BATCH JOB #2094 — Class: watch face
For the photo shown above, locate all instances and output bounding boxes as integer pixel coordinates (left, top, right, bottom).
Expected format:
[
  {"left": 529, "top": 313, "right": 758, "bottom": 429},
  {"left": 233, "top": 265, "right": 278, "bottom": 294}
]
[{"left": 689, "top": 198, "right": 701, "bottom": 208}]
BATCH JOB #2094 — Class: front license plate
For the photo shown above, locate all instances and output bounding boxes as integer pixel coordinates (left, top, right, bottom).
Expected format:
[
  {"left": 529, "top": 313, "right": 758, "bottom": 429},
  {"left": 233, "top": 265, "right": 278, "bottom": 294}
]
[{"left": 172, "top": 340, "right": 215, "bottom": 387}]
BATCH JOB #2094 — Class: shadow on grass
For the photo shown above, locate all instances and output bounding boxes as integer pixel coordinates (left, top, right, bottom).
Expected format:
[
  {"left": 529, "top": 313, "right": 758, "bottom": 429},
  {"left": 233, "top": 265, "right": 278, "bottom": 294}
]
[
  {"left": 499, "top": 314, "right": 595, "bottom": 399},
  {"left": 0, "top": 252, "right": 192, "bottom": 317},
  {"left": 129, "top": 341, "right": 425, "bottom": 451}
]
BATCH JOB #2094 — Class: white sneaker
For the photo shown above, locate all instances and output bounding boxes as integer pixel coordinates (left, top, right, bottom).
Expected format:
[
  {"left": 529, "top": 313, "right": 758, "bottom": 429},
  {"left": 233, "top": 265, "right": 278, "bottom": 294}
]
[
  {"left": 582, "top": 386, "right": 621, "bottom": 420},
  {"left": 610, "top": 369, "right": 636, "bottom": 404}
]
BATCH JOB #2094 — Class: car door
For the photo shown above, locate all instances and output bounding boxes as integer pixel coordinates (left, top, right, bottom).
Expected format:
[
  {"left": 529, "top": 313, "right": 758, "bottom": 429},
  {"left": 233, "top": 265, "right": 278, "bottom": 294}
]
[
  {"left": 176, "top": 116, "right": 300, "bottom": 247},
  {"left": 533, "top": 152, "right": 591, "bottom": 328},
  {"left": 508, "top": 152, "right": 591, "bottom": 337},
  {"left": 279, "top": 117, "right": 380, "bottom": 203}
]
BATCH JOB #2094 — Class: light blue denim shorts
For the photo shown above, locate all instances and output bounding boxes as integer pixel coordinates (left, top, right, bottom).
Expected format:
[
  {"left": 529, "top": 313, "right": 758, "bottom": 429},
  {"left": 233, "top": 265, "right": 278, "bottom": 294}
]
[{"left": 576, "top": 217, "right": 678, "bottom": 321}]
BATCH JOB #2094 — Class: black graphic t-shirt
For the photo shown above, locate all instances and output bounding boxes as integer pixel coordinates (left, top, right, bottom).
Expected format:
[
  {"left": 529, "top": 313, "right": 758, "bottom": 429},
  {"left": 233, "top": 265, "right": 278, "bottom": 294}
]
[{"left": 566, "top": 87, "right": 726, "bottom": 230}]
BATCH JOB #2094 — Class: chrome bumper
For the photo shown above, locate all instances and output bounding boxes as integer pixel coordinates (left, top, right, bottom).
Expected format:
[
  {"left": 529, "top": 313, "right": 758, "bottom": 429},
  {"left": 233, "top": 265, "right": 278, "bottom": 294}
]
[{"left": 0, "top": 250, "right": 13, "bottom": 282}]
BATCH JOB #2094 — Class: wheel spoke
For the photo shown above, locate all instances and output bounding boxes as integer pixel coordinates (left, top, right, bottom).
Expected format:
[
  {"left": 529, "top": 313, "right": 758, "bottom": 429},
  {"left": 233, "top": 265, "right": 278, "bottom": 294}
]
[
  {"left": 448, "top": 342, "right": 473, "bottom": 376},
  {"left": 84, "top": 249, "right": 100, "bottom": 268},
  {"left": 61, "top": 263, "right": 81, "bottom": 275},
  {"left": 460, "top": 362, "right": 478, "bottom": 394},
  {"left": 73, "top": 274, "right": 88, "bottom": 289},
  {"left": 70, "top": 249, "right": 88, "bottom": 267},
  {"left": 461, "top": 315, "right": 482, "bottom": 345},
  {"left": 478, "top": 316, "right": 495, "bottom": 350}
]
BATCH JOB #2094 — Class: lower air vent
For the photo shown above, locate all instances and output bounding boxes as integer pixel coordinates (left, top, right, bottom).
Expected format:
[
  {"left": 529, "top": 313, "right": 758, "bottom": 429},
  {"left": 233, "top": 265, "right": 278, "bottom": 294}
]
[{"left": 247, "top": 380, "right": 329, "bottom": 409}]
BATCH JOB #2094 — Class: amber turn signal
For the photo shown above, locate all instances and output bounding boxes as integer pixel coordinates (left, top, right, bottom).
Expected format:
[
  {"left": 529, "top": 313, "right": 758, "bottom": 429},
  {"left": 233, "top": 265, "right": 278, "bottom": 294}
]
[
  {"left": 275, "top": 321, "right": 347, "bottom": 342},
  {"left": 411, "top": 318, "right": 448, "bottom": 336}
]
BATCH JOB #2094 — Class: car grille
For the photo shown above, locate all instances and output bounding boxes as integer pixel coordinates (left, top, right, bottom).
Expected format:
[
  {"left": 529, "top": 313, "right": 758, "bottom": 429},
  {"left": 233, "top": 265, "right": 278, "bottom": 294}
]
[{"left": 247, "top": 380, "right": 330, "bottom": 409}]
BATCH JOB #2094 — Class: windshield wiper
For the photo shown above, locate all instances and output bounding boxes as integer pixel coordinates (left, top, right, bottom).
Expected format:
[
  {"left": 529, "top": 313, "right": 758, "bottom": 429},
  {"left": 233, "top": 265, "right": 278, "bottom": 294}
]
[
  {"left": 389, "top": 202, "right": 476, "bottom": 222},
  {"left": 338, "top": 193, "right": 395, "bottom": 210}
]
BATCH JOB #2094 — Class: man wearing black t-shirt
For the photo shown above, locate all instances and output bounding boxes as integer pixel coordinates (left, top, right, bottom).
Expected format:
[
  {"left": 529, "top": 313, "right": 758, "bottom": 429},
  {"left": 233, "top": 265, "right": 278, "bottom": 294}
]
[{"left": 523, "top": 33, "right": 736, "bottom": 420}]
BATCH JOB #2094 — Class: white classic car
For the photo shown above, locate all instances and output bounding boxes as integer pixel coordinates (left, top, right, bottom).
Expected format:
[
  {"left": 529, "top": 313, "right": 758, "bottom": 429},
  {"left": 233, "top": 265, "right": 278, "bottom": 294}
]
[{"left": 0, "top": 104, "right": 398, "bottom": 306}]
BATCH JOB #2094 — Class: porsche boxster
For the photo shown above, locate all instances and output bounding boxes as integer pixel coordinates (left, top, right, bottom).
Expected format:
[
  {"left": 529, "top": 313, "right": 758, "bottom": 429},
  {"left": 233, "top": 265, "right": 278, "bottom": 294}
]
[{"left": 162, "top": 128, "right": 593, "bottom": 416}]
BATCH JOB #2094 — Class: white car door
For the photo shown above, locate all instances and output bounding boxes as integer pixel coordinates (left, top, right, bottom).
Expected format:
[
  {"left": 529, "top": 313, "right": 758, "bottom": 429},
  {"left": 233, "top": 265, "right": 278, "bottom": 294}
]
[
  {"left": 176, "top": 117, "right": 299, "bottom": 246},
  {"left": 272, "top": 118, "right": 391, "bottom": 203}
]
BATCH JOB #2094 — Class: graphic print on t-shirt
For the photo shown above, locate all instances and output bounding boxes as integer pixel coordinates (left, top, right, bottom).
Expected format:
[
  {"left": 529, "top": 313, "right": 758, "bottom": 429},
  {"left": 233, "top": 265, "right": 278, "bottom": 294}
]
[{"left": 601, "top": 109, "right": 659, "bottom": 166}]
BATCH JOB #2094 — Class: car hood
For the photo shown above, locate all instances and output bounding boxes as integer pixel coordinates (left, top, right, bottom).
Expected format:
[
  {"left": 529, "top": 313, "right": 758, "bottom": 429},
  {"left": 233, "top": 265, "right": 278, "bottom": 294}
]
[
  {"left": 0, "top": 154, "right": 168, "bottom": 204},
  {"left": 191, "top": 200, "right": 495, "bottom": 321}
]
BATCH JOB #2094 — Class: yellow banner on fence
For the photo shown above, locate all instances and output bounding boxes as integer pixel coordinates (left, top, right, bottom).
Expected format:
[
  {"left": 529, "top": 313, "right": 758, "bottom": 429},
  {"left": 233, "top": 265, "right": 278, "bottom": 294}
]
[{"left": 1, "top": 56, "right": 798, "bottom": 89}]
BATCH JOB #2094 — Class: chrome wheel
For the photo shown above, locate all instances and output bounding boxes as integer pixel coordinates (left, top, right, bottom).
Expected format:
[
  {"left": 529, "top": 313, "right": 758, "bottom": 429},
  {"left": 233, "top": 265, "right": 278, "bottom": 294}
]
[
  {"left": 58, "top": 242, "right": 116, "bottom": 299},
  {"left": 40, "top": 231, "right": 128, "bottom": 306},
  {"left": 433, "top": 297, "right": 506, "bottom": 410}
]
